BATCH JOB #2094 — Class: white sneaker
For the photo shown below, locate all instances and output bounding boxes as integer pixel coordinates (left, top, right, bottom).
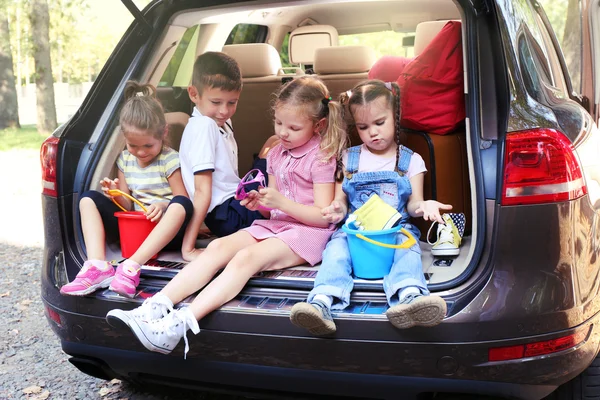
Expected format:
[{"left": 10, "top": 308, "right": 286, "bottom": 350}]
[
  {"left": 106, "top": 292, "right": 174, "bottom": 330},
  {"left": 427, "top": 213, "right": 464, "bottom": 257},
  {"left": 127, "top": 306, "right": 200, "bottom": 358}
]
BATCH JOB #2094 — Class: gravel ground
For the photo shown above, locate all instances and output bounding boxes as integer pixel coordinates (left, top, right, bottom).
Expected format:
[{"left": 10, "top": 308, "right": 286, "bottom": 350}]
[{"left": 0, "top": 150, "right": 257, "bottom": 400}]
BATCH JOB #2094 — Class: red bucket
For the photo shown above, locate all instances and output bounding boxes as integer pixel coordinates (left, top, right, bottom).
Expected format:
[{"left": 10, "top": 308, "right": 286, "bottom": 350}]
[{"left": 114, "top": 211, "right": 158, "bottom": 259}]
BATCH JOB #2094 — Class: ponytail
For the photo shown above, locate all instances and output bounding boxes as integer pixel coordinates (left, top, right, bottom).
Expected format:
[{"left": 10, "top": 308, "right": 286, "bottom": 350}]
[
  {"left": 319, "top": 99, "right": 348, "bottom": 163},
  {"left": 119, "top": 81, "right": 167, "bottom": 142}
]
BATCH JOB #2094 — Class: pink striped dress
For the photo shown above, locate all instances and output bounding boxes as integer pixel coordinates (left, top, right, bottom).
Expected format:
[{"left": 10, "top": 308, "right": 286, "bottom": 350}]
[{"left": 244, "top": 135, "right": 336, "bottom": 265}]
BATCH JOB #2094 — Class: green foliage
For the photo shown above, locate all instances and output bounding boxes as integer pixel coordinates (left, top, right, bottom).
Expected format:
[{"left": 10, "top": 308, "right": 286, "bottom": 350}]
[
  {"left": 7, "top": 0, "right": 152, "bottom": 85},
  {"left": 0, "top": 125, "right": 47, "bottom": 151},
  {"left": 280, "top": 33, "right": 290, "bottom": 67},
  {"left": 538, "top": 0, "right": 568, "bottom": 42}
]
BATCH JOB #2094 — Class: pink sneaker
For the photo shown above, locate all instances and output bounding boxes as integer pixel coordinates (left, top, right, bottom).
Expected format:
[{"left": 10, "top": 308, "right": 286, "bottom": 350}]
[
  {"left": 109, "top": 260, "right": 142, "bottom": 298},
  {"left": 60, "top": 261, "right": 115, "bottom": 296}
]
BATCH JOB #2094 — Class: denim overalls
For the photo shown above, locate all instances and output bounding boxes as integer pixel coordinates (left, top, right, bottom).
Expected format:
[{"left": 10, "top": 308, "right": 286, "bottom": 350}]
[{"left": 308, "top": 145, "right": 429, "bottom": 310}]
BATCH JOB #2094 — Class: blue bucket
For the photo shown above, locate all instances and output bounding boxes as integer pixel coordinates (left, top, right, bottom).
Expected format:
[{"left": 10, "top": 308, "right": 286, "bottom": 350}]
[{"left": 341, "top": 224, "right": 417, "bottom": 279}]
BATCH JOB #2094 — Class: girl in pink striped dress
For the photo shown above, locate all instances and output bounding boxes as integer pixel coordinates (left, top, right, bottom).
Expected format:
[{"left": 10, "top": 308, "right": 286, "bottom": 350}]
[{"left": 108, "top": 76, "right": 347, "bottom": 357}]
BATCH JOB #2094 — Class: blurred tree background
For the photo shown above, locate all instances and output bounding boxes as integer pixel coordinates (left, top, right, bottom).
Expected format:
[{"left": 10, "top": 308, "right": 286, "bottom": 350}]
[
  {"left": 0, "top": 0, "right": 586, "bottom": 136},
  {"left": 6, "top": 0, "right": 150, "bottom": 85}
]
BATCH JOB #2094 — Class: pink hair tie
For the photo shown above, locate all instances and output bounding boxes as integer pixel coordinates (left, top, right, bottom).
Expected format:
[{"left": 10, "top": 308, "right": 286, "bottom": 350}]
[{"left": 384, "top": 82, "right": 393, "bottom": 91}]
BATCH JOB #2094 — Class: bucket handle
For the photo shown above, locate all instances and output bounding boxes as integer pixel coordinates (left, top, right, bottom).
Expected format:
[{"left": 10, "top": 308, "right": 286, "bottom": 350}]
[
  {"left": 106, "top": 189, "right": 148, "bottom": 213},
  {"left": 355, "top": 228, "right": 417, "bottom": 249}
]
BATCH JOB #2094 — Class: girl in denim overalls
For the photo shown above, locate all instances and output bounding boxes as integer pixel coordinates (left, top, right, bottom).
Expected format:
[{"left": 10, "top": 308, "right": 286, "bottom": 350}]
[{"left": 290, "top": 80, "right": 451, "bottom": 335}]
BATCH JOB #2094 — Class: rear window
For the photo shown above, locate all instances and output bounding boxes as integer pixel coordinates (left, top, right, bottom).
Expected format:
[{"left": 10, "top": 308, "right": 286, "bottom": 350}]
[
  {"left": 339, "top": 31, "right": 416, "bottom": 58},
  {"left": 538, "top": 0, "right": 582, "bottom": 92},
  {"left": 226, "top": 24, "right": 268, "bottom": 44}
]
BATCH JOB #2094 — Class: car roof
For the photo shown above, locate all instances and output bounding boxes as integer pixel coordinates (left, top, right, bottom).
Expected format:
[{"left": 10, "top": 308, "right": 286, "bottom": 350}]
[{"left": 169, "top": 0, "right": 462, "bottom": 35}]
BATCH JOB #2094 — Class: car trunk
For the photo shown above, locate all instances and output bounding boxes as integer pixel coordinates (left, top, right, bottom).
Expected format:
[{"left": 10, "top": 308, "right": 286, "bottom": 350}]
[{"left": 80, "top": 0, "right": 488, "bottom": 314}]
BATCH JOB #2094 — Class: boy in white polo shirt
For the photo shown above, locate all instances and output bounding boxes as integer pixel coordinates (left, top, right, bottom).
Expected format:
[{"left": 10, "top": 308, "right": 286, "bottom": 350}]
[{"left": 179, "top": 51, "right": 277, "bottom": 261}]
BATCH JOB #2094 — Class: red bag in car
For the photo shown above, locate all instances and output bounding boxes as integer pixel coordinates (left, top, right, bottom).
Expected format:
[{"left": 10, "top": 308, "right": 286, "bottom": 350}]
[{"left": 397, "top": 21, "right": 465, "bottom": 135}]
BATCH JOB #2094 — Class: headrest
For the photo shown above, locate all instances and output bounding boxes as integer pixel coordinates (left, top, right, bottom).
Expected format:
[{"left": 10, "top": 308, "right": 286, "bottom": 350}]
[
  {"left": 222, "top": 44, "right": 282, "bottom": 78},
  {"left": 368, "top": 56, "right": 413, "bottom": 82},
  {"left": 289, "top": 25, "right": 339, "bottom": 65},
  {"left": 414, "top": 20, "right": 459, "bottom": 56},
  {"left": 313, "top": 46, "right": 376, "bottom": 75}
]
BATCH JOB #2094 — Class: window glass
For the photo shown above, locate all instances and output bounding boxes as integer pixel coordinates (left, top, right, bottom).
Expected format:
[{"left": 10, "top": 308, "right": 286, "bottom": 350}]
[
  {"left": 513, "top": 0, "right": 556, "bottom": 87},
  {"left": 338, "top": 31, "right": 415, "bottom": 58},
  {"left": 533, "top": 11, "right": 568, "bottom": 94},
  {"left": 159, "top": 25, "right": 199, "bottom": 87},
  {"left": 226, "top": 24, "right": 268, "bottom": 45},
  {"left": 280, "top": 33, "right": 292, "bottom": 68},
  {"left": 538, "top": 0, "right": 582, "bottom": 92}
]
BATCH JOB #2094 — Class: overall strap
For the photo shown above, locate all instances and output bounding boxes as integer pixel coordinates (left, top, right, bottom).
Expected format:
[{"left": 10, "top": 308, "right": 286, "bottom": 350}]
[
  {"left": 397, "top": 145, "right": 414, "bottom": 175},
  {"left": 345, "top": 146, "right": 361, "bottom": 178}
]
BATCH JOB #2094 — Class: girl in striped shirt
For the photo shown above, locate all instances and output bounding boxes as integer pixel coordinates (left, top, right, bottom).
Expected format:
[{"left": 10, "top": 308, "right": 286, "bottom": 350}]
[{"left": 61, "top": 81, "right": 193, "bottom": 298}]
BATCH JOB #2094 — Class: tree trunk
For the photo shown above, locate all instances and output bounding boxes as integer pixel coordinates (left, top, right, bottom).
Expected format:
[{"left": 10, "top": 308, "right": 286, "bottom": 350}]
[
  {"left": 29, "top": 0, "right": 56, "bottom": 134},
  {"left": 0, "top": 9, "right": 20, "bottom": 129},
  {"left": 562, "top": 0, "right": 581, "bottom": 92}
]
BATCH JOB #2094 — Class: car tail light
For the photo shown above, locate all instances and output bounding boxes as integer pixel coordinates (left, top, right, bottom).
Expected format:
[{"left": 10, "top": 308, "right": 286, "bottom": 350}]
[
  {"left": 502, "top": 128, "right": 587, "bottom": 205},
  {"left": 40, "top": 136, "right": 60, "bottom": 197},
  {"left": 488, "top": 328, "right": 589, "bottom": 362},
  {"left": 44, "top": 305, "right": 62, "bottom": 327}
]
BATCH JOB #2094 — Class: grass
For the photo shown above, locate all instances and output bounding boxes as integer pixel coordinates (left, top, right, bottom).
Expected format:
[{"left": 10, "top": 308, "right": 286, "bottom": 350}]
[{"left": 0, "top": 125, "right": 49, "bottom": 151}]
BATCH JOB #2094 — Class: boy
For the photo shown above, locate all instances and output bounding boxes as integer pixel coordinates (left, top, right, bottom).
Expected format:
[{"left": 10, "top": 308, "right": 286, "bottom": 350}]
[{"left": 179, "top": 52, "right": 276, "bottom": 261}]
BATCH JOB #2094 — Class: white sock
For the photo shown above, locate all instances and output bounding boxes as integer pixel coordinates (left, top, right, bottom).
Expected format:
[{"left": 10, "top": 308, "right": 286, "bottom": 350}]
[
  {"left": 89, "top": 259, "right": 111, "bottom": 271},
  {"left": 312, "top": 294, "right": 333, "bottom": 309},
  {"left": 398, "top": 286, "right": 421, "bottom": 301}
]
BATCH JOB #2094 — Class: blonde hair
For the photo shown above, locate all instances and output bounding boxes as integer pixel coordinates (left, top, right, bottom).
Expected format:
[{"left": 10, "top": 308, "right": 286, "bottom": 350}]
[
  {"left": 119, "top": 81, "right": 166, "bottom": 141},
  {"left": 273, "top": 76, "right": 347, "bottom": 162}
]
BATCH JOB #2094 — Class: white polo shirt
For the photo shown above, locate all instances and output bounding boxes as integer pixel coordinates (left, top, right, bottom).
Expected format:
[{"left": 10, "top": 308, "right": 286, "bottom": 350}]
[{"left": 179, "top": 107, "right": 241, "bottom": 213}]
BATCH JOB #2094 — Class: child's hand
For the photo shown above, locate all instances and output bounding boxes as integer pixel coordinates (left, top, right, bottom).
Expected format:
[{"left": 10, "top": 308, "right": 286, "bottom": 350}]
[
  {"left": 100, "top": 177, "right": 119, "bottom": 198},
  {"left": 416, "top": 200, "right": 453, "bottom": 224},
  {"left": 240, "top": 190, "right": 261, "bottom": 211},
  {"left": 321, "top": 200, "right": 347, "bottom": 224},
  {"left": 256, "top": 187, "right": 284, "bottom": 210},
  {"left": 145, "top": 202, "right": 168, "bottom": 222}
]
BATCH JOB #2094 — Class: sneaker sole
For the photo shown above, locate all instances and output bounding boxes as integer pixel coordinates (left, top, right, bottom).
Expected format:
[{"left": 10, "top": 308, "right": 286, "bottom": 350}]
[
  {"left": 108, "top": 284, "right": 137, "bottom": 298},
  {"left": 106, "top": 309, "right": 133, "bottom": 331},
  {"left": 386, "top": 296, "right": 447, "bottom": 329},
  {"left": 290, "top": 303, "right": 336, "bottom": 336},
  {"left": 431, "top": 248, "right": 460, "bottom": 257},
  {"left": 126, "top": 317, "right": 172, "bottom": 355},
  {"left": 60, "top": 276, "right": 114, "bottom": 296}
]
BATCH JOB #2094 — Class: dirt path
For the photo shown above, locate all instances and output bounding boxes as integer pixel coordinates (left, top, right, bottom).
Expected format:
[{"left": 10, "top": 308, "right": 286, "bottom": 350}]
[{"left": 0, "top": 150, "right": 43, "bottom": 247}]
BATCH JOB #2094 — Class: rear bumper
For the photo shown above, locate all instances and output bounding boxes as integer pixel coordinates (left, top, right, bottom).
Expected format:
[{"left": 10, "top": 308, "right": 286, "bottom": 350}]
[
  {"left": 62, "top": 341, "right": 556, "bottom": 400},
  {"left": 44, "top": 296, "right": 600, "bottom": 400}
]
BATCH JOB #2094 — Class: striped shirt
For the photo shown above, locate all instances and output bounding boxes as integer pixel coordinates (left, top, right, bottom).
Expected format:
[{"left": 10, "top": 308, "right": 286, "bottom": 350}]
[{"left": 117, "top": 147, "right": 180, "bottom": 210}]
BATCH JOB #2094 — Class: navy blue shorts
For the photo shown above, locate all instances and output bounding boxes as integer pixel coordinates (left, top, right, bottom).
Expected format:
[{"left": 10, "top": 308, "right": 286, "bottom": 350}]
[
  {"left": 204, "top": 157, "right": 267, "bottom": 238},
  {"left": 80, "top": 191, "right": 194, "bottom": 251}
]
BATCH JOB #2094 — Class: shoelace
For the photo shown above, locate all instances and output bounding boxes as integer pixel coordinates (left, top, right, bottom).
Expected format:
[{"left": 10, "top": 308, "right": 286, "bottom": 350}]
[
  {"left": 163, "top": 308, "right": 200, "bottom": 359},
  {"left": 427, "top": 221, "right": 454, "bottom": 246},
  {"left": 398, "top": 292, "right": 423, "bottom": 305},
  {"left": 137, "top": 294, "right": 173, "bottom": 321},
  {"left": 311, "top": 300, "right": 333, "bottom": 321}
]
